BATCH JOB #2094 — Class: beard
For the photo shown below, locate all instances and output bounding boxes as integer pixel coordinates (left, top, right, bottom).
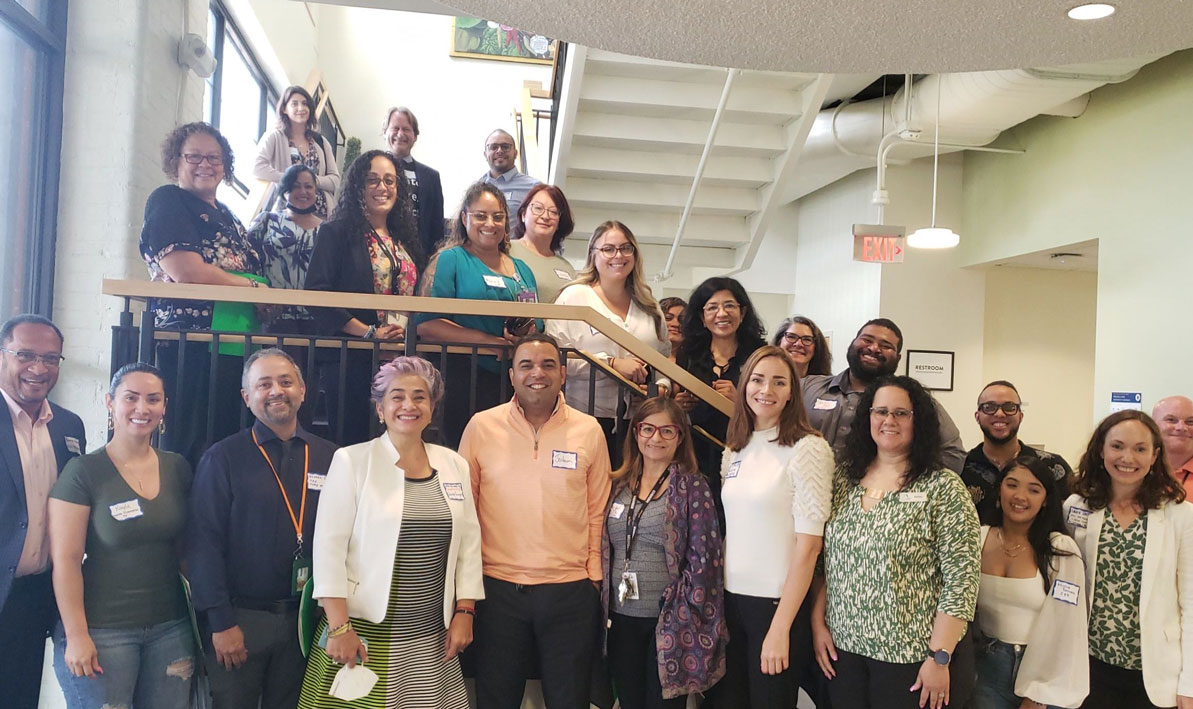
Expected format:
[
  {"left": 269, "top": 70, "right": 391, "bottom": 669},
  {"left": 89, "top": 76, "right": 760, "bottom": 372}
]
[
  {"left": 980, "top": 420, "right": 1020, "bottom": 445},
  {"left": 846, "top": 345, "right": 898, "bottom": 383}
]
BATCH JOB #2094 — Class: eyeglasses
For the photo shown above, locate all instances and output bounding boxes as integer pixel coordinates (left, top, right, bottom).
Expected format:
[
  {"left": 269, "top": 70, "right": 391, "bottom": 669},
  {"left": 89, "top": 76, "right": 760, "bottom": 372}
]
[
  {"left": 468, "top": 211, "right": 507, "bottom": 224},
  {"left": 978, "top": 401, "right": 1022, "bottom": 416},
  {"left": 365, "top": 175, "right": 398, "bottom": 189},
  {"left": 486, "top": 142, "right": 515, "bottom": 152},
  {"left": 781, "top": 333, "right": 815, "bottom": 347},
  {"left": 0, "top": 348, "right": 64, "bottom": 368},
  {"left": 594, "top": 244, "right": 635, "bottom": 257},
  {"left": 528, "top": 202, "right": 560, "bottom": 219},
  {"left": 702, "top": 302, "right": 741, "bottom": 317},
  {"left": 870, "top": 407, "right": 913, "bottom": 420},
  {"left": 636, "top": 422, "right": 680, "bottom": 440},
  {"left": 180, "top": 153, "right": 224, "bottom": 166}
]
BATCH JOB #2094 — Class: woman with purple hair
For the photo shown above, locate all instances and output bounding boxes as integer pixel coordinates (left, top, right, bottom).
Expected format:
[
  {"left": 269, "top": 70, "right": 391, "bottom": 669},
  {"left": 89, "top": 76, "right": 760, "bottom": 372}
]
[{"left": 299, "top": 357, "right": 483, "bottom": 708}]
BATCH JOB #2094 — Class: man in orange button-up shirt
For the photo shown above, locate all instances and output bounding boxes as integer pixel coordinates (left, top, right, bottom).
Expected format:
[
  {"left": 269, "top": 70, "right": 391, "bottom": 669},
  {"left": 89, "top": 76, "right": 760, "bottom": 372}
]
[{"left": 460, "top": 333, "right": 611, "bottom": 709}]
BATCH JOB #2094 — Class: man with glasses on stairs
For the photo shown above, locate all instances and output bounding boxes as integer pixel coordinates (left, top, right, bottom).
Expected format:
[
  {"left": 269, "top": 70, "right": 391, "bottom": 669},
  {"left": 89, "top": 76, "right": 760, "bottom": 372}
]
[{"left": 479, "top": 129, "right": 541, "bottom": 216}]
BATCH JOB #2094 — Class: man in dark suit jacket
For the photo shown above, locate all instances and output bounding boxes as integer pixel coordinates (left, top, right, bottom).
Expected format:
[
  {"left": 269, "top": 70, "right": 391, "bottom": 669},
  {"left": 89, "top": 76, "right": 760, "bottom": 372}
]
[
  {"left": 384, "top": 106, "right": 446, "bottom": 257},
  {"left": 0, "top": 314, "right": 86, "bottom": 708}
]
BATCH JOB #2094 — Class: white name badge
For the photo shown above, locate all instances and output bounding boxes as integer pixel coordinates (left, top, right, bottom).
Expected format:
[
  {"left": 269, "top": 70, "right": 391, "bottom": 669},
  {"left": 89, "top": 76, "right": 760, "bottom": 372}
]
[
  {"left": 307, "top": 473, "right": 326, "bottom": 491},
  {"left": 443, "top": 482, "right": 465, "bottom": 501},
  {"left": 65, "top": 436, "right": 81, "bottom": 454},
  {"left": 609, "top": 502, "right": 626, "bottom": 519},
  {"left": 1066, "top": 506, "right": 1090, "bottom": 529},
  {"left": 482, "top": 274, "right": 506, "bottom": 288},
  {"left": 725, "top": 461, "right": 742, "bottom": 479},
  {"left": 1051, "top": 579, "right": 1080, "bottom": 605},
  {"left": 813, "top": 398, "right": 838, "bottom": 411},
  {"left": 552, "top": 450, "right": 578, "bottom": 469},
  {"left": 899, "top": 491, "right": 928, "bottom": 503},
  {"left": 554, "top": 269, "right": 572, "bottom": 280},
  {"left": 110, "top": 499, "right": 143, "bottom": 521}
]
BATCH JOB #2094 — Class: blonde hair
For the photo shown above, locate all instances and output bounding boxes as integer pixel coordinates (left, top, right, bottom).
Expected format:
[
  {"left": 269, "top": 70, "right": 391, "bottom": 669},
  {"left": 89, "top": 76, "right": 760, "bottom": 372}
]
[{"left": 572, "top": 221, "right": 665, "bottom": 340}]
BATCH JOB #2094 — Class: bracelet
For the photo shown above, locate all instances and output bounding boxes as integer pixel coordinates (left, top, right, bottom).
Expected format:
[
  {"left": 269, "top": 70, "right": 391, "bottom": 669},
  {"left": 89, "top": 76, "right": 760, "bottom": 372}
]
[
  {"left": 363, "top": 324, "right": 377, "bottom": 339},
  {"left": 245, "top": 277, "right": 259, "bottom": 288},
  {"left": 454, "top": 607, "right": 476, "bottom": 617},
  {"left": 327, "top": 620, "right": 353, "bottom": 638}
]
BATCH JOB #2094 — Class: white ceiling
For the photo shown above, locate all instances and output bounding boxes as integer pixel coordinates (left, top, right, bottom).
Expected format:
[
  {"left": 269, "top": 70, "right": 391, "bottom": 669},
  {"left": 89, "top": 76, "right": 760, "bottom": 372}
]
[{"left": 991, "top": 240, "right": 1099, "bottom": 272}]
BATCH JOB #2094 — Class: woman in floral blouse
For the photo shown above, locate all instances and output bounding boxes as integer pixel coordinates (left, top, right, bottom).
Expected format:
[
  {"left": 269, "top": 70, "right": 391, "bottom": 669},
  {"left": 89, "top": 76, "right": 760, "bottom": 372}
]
[
  {"left": 247, "top": 163, "right": 322, "bottom": 334},
  {"left": 305, "top": 150, "right": 422, "bottom": 445},
  {"left": 1065, "top": 410, "right": 1192, "bottom": 709},
  {"left": 138, "top": 121, "right": 264, "bottom": 466},
  {"left": 812, "top": 375, "right": 980, "bottom": 709}
]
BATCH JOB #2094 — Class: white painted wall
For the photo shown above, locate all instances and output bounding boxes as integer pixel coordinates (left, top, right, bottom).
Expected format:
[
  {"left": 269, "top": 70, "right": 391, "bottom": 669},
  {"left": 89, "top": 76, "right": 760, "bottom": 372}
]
[
  {"left": 982, "top": 266, "right": 1097, "bottom": 463},
  {"left": 962, "top": 49, "right": 1193, "bottom": 421}
]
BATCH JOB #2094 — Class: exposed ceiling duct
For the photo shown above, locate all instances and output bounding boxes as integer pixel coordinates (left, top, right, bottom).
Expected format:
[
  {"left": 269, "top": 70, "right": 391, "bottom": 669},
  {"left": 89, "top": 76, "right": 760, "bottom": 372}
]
[{"left": 779, "top": 54, "right": 1167, "bottom": 205}]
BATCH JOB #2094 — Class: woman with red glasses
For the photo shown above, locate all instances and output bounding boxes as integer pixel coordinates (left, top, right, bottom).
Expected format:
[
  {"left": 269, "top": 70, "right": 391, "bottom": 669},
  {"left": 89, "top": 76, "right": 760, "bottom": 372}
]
[{"left": 600, "top": 396, "right": 727, "bottom": 709}]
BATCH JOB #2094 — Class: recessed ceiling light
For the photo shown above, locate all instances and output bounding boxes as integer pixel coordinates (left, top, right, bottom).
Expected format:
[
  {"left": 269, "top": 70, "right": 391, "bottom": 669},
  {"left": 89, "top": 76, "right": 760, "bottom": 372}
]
[{"left": 1068, "top": 3, "right": 1115, "bottom": 20}]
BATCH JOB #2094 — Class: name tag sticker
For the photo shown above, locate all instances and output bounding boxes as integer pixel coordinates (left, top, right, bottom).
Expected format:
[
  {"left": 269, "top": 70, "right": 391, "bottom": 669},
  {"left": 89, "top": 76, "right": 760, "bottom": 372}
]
[
  {"left": 899, "top": 491, "right": 928, "bottom": 503},
  {"left": 1066, "top": 506, "right": 1090, "bottom": 529},
  {"left": 443, "top": 482, "right": 465, "bottom": 501},
  {"left": 726, "top": 461, "right": 742, "bottom": 479},
  {"left": 609, "top": 502, "right": 626, "bottom": 519},
  {"left": 482, "top": 274, "right": 506, "bottom": 288},
  {"left": 1051, "top": 579, "right": 1080, "bottom": 606},
  {"left": 551, "top": 450, "right": 578, "bottom": 470},
  {"left": 109, "top": 499, "right": 143, "bottom": 521},
  {"left": 307, "top": 473, "right": 326, "bottom": 491},
  {"left": 813, "top": 398, "right": 838, "bottom": 411},
  {"left": 65, "top": 436, "right": 81, "bottom": 454},
  {"left": 554, "top": 269, "right": 572, "bottom": 280}
]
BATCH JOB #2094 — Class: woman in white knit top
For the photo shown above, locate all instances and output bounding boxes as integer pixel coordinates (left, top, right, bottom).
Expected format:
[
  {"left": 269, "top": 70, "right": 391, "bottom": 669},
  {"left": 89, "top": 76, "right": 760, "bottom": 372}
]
[
  {"left": 974, "top": 455, "right": 1089, "bottom": 709},
  {"left": 706, "top": 345, "right": 835, "bottom": 709}
]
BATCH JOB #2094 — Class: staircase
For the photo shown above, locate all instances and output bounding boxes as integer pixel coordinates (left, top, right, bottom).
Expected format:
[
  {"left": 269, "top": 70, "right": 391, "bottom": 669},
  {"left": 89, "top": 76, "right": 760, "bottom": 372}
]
[{"left": 550, "top": 47, "right": 831, "bottom": 290}]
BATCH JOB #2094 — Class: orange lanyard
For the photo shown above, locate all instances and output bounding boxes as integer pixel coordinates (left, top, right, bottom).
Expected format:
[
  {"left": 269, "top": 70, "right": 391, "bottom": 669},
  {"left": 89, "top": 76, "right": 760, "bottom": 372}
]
[{"left": 252, "top": 429, "right": 309, "bottom": 552}]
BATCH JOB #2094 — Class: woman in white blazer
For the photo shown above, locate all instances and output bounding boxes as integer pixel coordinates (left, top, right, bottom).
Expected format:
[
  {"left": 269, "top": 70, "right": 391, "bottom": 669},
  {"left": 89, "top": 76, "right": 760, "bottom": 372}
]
[
  {"left": 974, "top": 455, "right": 1089, "bottom": 709},
  {"left": 1064, "top": 410, "right": 1193, "bottom": 709},
  {"left": 298, "top": 357, "right": 482, "bottom": 709}
]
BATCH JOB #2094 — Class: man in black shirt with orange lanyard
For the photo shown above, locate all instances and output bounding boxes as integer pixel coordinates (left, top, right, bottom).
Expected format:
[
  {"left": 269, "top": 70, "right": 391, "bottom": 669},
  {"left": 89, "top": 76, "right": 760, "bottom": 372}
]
[{"left": 186, "top": 348, "right": 338, "bottom": 708}]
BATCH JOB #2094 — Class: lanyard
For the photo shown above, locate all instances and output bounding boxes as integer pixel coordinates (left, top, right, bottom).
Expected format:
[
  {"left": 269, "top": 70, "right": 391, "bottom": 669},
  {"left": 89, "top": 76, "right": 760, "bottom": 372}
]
[
  {"left": 252, "top": 429, "right": 309, "bottom": 556},
  {"left": 624, "top": 470, "right": 670, "bottom": 565}
]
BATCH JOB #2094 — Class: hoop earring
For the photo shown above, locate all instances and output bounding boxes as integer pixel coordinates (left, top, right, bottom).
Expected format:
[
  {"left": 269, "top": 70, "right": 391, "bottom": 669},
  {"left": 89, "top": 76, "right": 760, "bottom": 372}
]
[{"left": 158, "top": 418, "right": 166, "bottom": 436}]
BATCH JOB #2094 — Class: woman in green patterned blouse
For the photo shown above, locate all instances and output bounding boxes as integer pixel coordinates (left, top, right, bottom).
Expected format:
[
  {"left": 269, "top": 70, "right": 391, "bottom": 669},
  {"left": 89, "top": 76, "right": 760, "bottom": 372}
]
[
  {"left": 1064, "top": 410, "right": 1192, "bottom": 709},
  {"left": 811, "top": 375, "right": 981, "bottom": 709}
]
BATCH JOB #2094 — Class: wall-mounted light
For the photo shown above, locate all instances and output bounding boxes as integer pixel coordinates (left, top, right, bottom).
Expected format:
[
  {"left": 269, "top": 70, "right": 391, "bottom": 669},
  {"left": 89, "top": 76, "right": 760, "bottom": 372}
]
[{"left": 1068, "top": 3, "right": 1115, "bottom": 20}]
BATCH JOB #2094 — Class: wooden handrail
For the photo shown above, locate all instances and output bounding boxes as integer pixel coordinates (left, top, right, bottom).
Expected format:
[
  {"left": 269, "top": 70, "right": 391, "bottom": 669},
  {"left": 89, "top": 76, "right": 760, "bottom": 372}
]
[{"left": 103, "top": 279, "right": 732, "bottom": 416}]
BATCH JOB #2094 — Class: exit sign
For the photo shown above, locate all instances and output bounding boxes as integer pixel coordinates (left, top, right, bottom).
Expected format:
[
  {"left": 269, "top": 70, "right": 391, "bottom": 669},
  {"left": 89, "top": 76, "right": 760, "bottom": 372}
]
[{"left": 852, "top": 224, "right": 906, "bottom": 263}]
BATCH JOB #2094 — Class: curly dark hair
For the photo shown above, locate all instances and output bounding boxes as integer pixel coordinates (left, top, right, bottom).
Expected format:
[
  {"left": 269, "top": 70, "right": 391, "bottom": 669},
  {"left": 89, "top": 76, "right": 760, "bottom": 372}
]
[
  {"left": 509, "top": 183, "right": 575, "bottom": 254},
  {"left": 988, "top": 455, "right": 1077, "bottom": 593},
  {"left": 842, "top": 375, "right": 943, "bottom": 487},
  {"left": 328, "top": 150, "right": 423, "bottom": 270},
  {"left": 443, "top": 181, "right": 512, "bottom": 254},
  {"left": 772, "top": 314, "right": 833, "bottom": 376},
  {"left": 160, "top": 122, "right": 234, "bottom": 185},
  {"left": 677, "top": 276, "right": 766, "bottom": 366},
  {"left": 1073, "top": 410, "right": 1184, "bottom": 511}
]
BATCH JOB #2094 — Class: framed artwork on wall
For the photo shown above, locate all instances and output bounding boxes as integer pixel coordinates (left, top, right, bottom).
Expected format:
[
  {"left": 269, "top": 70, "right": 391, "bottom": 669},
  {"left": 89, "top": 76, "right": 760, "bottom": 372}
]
[
  {"left": 450, "top": 18, "right": 558, "bottom": 65},
  {"left": 906, "top": 350, "right": 955, "bottom": 391}
]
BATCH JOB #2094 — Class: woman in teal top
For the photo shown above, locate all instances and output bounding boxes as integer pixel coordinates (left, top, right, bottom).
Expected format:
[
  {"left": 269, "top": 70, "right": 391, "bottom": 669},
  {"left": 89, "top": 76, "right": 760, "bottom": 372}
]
[
  {"left": 416, "top": 181, "right": 540, "bottom": 445},
  {"left": 49, "top": 363, "right": 195, "bottom": 708}
]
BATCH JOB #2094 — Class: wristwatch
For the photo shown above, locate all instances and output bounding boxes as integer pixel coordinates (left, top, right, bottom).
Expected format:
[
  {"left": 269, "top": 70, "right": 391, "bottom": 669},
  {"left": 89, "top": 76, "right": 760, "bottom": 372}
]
[{"left": 928, "top": 648, "right": 951, "bottom": 666}]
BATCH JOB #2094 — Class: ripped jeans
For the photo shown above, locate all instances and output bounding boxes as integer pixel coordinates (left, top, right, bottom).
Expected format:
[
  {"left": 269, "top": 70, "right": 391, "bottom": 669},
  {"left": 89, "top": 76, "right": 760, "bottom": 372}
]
[{"left": 53, "top": 617, "right": 195, "bottom": 709}]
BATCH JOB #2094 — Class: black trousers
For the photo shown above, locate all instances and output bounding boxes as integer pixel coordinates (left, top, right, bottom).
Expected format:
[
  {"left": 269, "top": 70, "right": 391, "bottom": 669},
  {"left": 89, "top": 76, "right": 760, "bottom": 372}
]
[
  {"left": 474, "top": 576, "right": 598, "bottom": 709},
  {"left": 0, "top": 572, "right": 56, "bottom": 709},
  {"left": 1081, "top": 656, "right": 1168, "bottom": 709},
  {"left": 704, "top": 590, "right": 812, "bottom": 709},
  {"left": 318, "top": 349, "right": 377, "bottom": 447},
  {"left": 607, "top": 613, "right": 685, "bottom": 709},
  {"left": 202, "top": 607, "right": 306, "bottom": 709},
  {"left": 158, "top": 342, "right": 246, "bottom": 468},
  {"left": 595, "top": 417, "right": 625, "bottom": 470},
  {"left": 441, "top": 357, "right": 504, "bottom": 449},
  {"left": 826, "top": 628, "right": 975, "bottom": 709}
]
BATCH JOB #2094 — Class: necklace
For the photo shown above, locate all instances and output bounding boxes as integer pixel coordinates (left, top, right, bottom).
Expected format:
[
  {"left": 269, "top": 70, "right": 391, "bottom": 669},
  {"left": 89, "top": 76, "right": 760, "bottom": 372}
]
[
  {"left": 997, "top": 528, "right": 1025, "bottom": 558},
  {"left": 861, "top": 487, "right": 888, "bottom": 501}
]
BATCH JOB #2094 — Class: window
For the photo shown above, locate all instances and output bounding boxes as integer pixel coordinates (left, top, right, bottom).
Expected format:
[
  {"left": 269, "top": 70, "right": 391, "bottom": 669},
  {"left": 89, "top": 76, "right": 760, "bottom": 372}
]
[
  {"left": 0, "top": 0, "right": 66, "bottom": 318},
  {"left": 203, "top": 2, "right": 276, "bottom": 222}
]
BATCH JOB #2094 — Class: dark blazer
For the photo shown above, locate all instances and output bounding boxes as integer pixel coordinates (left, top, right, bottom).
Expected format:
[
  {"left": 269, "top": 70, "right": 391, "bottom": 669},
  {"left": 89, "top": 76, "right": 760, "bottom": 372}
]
[
  {"left": 410, "top": 159, "right": 445, "bottom": 259},
  {"left": 0, "top": 399, "right": 86, "bottom": 609},
  {"left": 304, "top": 218, "right": 382, "bottom": 336}
]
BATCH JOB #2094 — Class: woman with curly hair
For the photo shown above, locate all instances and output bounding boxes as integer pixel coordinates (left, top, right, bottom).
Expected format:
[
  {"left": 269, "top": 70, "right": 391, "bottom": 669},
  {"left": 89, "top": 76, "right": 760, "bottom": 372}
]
[
  {"left": 771, "top": 315, "right": 832, "bottom": 379},
  {"left": 305, "top": 150, "right": 423, "bottom": 444},
  {"left": 1064, "top": 410, "right": 1192, "bottom": 709},
  {"left": 138, "top": 121, "right": 264, "bottom": 465},
  {"left": 253, "top": 85, "right": 340, "bottom": 217},
  {"left": 812, "top": 375, "right": 980, "bottom": 709}
]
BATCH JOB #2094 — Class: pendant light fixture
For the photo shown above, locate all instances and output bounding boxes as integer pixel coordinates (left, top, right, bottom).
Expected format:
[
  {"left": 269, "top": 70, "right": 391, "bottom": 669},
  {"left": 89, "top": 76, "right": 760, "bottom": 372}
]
[{"left": 908, "top": 77, "right": 960, "bottom": 249}]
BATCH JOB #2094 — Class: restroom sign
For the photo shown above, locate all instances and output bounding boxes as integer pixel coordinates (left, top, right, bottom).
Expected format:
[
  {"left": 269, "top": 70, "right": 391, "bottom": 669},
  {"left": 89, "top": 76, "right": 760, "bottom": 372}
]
[{"left": 853, "top": 224, "right": 906, "bottom": 263}]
